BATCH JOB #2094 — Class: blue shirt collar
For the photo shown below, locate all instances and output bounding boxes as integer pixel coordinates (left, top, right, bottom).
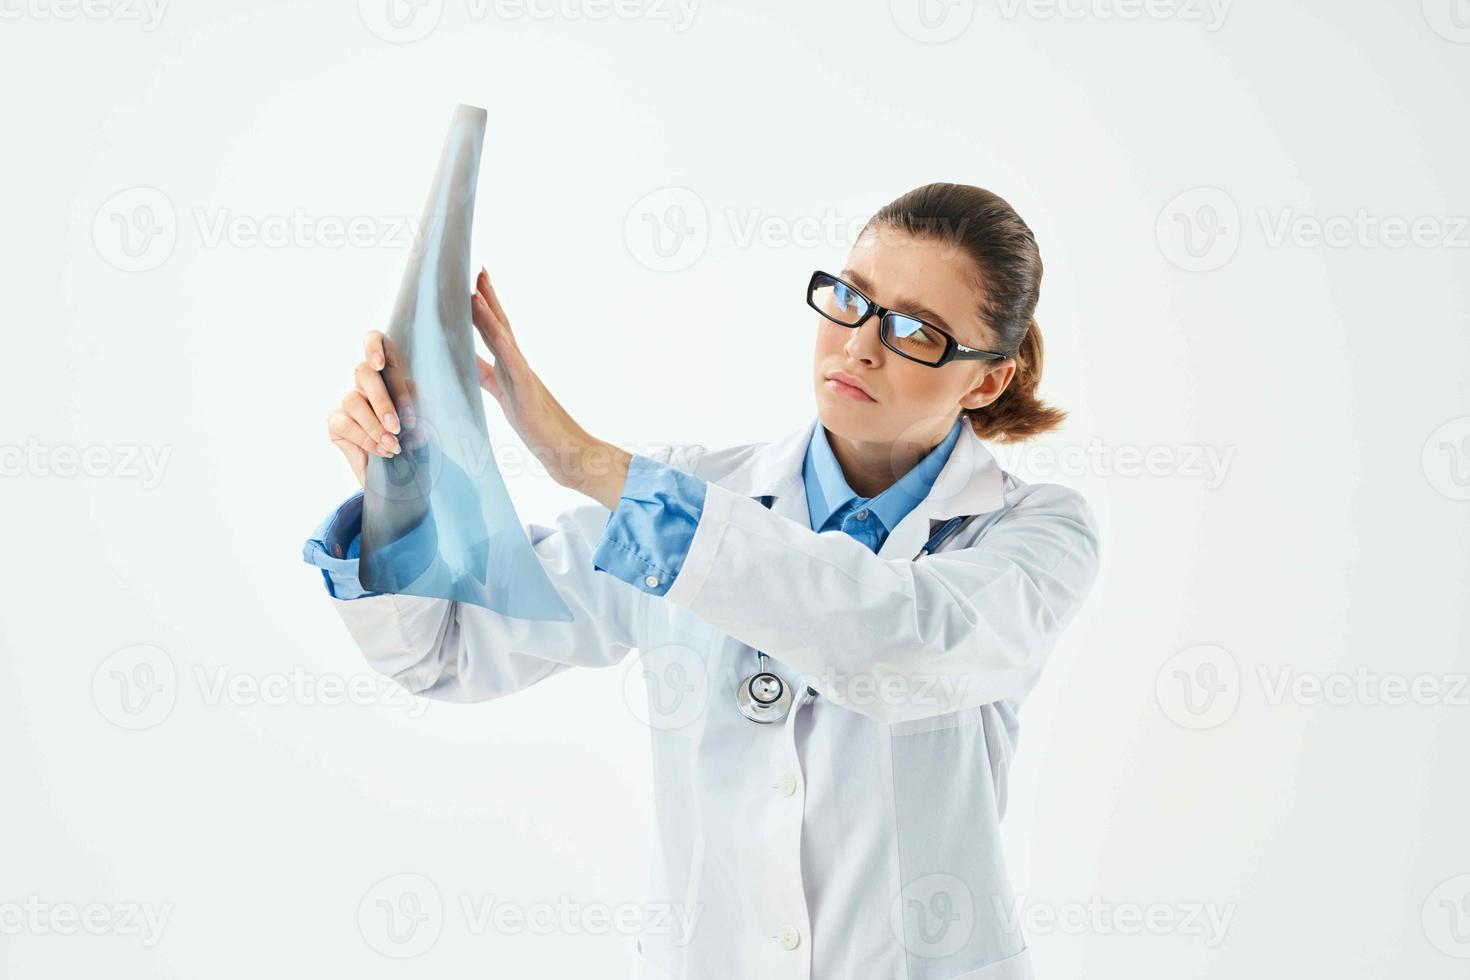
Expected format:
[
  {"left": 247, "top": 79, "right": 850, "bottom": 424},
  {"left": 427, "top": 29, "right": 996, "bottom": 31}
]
[{"left": 803, "top": 415, "right": 965, "bottom": 533}]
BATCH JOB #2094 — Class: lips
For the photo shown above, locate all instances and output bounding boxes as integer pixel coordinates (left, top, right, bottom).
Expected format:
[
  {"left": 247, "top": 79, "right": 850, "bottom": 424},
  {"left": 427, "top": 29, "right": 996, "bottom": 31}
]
[{"left": 825, "top": 371, "right": 876, "bottom": 401}]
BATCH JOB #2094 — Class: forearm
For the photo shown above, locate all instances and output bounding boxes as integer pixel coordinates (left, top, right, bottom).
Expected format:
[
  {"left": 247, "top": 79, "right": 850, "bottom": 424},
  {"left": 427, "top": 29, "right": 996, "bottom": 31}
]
[
  {"left": 564, "top": 438, "right": 634, "bottom": 511},
  {"left": 663, "top": 482, "right": 1099, "bottom": 719}
]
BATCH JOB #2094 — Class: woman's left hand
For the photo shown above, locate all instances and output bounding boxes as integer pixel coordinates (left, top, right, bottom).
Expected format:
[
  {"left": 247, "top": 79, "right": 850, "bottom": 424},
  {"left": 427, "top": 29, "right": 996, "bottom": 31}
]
[{"left": 470, "top": 267, "right": 630, "bottom": 507}]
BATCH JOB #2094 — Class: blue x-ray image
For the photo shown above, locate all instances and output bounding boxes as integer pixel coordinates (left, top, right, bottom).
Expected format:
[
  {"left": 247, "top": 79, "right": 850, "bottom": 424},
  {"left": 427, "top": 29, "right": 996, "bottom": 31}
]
[{"left": 358, "top": 104, "right": 574, "bottom": 622}]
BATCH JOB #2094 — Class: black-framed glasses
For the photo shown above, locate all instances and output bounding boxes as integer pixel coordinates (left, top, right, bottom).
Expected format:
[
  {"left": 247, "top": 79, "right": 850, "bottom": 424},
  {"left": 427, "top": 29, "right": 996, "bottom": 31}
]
[{"left": 806, "top": 270, "right": 1011, "bottom": 368}]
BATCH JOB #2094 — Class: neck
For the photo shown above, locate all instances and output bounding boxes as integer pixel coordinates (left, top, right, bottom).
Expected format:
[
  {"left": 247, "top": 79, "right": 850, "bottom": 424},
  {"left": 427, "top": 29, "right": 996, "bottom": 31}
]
[{"left": 825, "top": 421, "right": 951, "bottom": 499}]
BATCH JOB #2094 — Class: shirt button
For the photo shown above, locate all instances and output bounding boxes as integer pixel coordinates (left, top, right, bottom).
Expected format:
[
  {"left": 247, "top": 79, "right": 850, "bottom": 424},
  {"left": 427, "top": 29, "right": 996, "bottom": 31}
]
[
  {"left": 776, "top": 772, "right": 798, "bottom": 797},
  {"left": 643, "top": 575, "right": 660, "bottom": 588},
  {"left": 854, "top": 509, "right": 869, "bottom": 520},
  {"left": 778, "top": 925, "right": 801, "bottom": 950}
]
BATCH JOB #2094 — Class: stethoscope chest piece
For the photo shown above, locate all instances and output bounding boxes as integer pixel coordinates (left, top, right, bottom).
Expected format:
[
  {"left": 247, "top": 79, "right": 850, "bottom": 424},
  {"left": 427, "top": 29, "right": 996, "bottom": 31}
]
[{"left": 736, "top": 652, "right": 792, "bottom": 724}]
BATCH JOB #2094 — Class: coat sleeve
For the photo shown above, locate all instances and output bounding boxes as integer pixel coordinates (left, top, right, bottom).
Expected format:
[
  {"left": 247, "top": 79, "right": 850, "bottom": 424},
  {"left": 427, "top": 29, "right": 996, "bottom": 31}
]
[
  {"left": 319, "top": 445, "right": 696, "bottom": 703},
  {"left": 658, "top": 478, "right": 1102, "bottom": 724}
]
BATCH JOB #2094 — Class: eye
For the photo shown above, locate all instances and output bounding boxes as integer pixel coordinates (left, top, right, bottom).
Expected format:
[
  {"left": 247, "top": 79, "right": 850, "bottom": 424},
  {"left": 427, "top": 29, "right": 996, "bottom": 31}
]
[
  {"left": 889, "top": 315, "right": 942, "bottom": 348},
  {"left": 833, "top": 283, "right": 856, "bottom": 312}
]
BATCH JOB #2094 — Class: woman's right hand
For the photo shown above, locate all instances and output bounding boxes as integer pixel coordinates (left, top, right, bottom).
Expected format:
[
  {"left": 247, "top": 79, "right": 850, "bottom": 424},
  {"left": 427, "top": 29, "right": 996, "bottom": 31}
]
[{"left": 327, "top": 330, "right": 409, "bottom": 491}]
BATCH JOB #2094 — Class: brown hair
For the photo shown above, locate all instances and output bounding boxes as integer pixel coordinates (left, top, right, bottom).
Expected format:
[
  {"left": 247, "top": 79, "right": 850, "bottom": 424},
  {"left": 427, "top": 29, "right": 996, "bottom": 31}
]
[{"left": 863, "top": 182, "right": 1067, "bottom": 443}]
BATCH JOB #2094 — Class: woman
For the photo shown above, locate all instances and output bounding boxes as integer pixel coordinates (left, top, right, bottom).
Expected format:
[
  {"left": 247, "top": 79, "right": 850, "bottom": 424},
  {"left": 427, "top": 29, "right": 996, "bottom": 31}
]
[{"left": 304, "top": 182, "right": 1101, "bottom": 980}]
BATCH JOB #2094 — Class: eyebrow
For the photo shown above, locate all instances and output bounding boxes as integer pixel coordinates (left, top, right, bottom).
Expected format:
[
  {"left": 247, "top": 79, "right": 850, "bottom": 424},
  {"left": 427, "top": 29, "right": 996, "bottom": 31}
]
[{"left": 839, "top": 269, "right": 956, "bottom": 333}]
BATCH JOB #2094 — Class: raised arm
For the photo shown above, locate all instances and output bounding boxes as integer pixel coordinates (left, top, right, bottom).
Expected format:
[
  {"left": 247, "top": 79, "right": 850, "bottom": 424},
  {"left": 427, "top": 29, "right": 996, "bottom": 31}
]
[{"left": 589, "top": 453, "right": 1101, "bottom": 724}]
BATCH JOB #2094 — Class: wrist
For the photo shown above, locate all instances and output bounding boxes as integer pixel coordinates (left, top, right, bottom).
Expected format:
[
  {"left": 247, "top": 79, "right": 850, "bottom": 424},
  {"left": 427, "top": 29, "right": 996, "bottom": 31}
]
[{"left": 562, "top": 438, "right": 632, "bottom": 510}]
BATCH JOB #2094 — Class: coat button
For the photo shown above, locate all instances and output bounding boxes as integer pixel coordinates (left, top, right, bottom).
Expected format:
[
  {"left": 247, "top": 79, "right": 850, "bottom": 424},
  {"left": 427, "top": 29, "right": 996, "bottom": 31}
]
[
  {"left": 644, "top": 575, "right": 660, "bottom": 588},
  {"left": 778, "top": 925, "right": 801, "bottom": 950},
  {"left": 776, "top": 772, "right": 798, "bottom": 797}
]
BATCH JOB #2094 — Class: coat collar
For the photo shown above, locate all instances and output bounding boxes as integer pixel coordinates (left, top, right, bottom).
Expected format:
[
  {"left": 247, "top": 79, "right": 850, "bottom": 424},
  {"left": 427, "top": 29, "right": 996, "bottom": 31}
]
[
  {"left": 804, "top": 414, "right": 965, "bottom": 534},
  {"left": 713, "top": 413, "right": 1008, "bottom": 559}
]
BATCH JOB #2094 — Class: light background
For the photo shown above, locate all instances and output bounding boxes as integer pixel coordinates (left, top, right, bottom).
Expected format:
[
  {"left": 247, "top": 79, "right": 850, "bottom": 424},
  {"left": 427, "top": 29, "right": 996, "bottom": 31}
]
[{"left": 3, "top": 0, "right": 1468, "bottom": 976}]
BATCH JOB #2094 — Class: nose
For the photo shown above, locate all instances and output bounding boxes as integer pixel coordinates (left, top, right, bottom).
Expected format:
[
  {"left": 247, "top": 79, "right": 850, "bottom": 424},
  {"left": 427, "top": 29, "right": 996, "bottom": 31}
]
[{"left": 842, "top": 315, "right": 884, "bottom": 365}]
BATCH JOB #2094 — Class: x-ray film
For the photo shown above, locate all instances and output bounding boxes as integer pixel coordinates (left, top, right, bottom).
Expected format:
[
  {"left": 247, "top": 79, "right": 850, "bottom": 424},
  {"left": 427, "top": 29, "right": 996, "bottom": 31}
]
[{"left": 358, "top": 104, "right": 573, "bottom": 622}]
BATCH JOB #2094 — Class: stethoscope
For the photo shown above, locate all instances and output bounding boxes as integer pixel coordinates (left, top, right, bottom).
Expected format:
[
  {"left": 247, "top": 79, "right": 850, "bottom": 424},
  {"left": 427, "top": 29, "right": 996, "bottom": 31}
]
[{"left": 736, "top": 497, "right": 977, "bottom": 725}]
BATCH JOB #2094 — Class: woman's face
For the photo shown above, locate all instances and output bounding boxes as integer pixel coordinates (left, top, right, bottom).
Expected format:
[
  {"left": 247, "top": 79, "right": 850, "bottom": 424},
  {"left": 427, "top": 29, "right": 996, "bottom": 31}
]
[{"left": 812, "top": 227, "right": 1016, "bottom": 451}]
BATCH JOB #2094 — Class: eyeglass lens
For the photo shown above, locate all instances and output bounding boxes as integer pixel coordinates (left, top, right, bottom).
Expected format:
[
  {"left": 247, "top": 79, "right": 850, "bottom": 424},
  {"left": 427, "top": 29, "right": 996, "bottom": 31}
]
[{"left": 810, "top": 274, "right": 949, "bottom": 366}]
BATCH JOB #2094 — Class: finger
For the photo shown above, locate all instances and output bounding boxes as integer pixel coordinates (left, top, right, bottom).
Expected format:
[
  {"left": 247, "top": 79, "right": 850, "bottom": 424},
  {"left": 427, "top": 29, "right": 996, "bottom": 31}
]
[
  {"left": 471, "top": 290, "right": 523, "bottom": 373},
  {"left": 363, "top": 330, "right": 387, "bottom": 371},
  {"left": 353, "top": 360, "right": 401, "bottom": 434},
  {"left": 329, "top": 407, "right": 393, "bottom": 460},
  {"left": 475, "top": 267, "right": 512, "bottom": 333},
  {"left": 475, "top": 353, "right": 503, "bottom": 401},
  {"left": 475, "top": 270, "right": 522, "bottom": 355},
  {"left": 342, "top": 390, "right": 400, "bottom": 455},
  {"left": 469, "top": 288, "right": 497, "bottom": 345}
]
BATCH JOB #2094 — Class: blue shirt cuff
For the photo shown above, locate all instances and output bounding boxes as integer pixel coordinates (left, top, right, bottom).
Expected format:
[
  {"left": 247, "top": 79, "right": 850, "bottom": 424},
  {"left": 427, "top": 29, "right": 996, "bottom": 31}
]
[
  {"left": 591, "top": 453, "right": 708, "bottom": 596},
  {"left": 302, "top": 490, "right": 437, "bottom": 600}
]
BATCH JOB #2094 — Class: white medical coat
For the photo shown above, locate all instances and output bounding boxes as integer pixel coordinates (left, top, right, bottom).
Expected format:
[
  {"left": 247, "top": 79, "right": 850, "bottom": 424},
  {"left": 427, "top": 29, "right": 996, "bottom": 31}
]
[{"left": 324, "top": 414, "right": 1102, "bottom": 979}]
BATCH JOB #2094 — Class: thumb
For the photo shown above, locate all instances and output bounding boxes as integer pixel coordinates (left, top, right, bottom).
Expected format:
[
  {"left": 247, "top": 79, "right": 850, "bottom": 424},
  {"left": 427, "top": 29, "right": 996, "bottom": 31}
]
[
  {"left": 333, "top": 436, "right": 368, "bottom": 490},
  {"left": 476, "top": 354, "right": 504, "bottom": 401}
]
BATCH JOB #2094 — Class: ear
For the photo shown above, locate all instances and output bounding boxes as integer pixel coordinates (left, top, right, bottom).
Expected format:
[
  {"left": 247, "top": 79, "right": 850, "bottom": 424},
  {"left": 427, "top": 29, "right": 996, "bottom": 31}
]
[{"left": 958, "top": 360, "right": 1016, "bottom": 411}]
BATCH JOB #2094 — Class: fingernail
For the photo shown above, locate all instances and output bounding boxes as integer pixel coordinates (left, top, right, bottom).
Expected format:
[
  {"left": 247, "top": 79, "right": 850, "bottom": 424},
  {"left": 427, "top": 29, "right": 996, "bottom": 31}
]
[
  {"left": 385, "top": 412, "right": 400, "bottom": 433},
  {"left": 380, "top": 435, "right": 399, "bottom": 453}
]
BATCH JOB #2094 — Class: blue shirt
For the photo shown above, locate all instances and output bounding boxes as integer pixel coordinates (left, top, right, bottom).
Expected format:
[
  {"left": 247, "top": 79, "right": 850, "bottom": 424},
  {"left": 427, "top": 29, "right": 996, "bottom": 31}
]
[
  {"left": 302, "top": 416, "right": 965, "bottom": 600},
  {"left": 301, "top": 489, "right": 440, "bottom": 600}
]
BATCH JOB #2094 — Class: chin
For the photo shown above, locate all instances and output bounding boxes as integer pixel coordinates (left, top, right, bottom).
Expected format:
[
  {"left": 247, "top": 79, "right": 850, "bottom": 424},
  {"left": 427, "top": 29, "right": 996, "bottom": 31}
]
[{"left": 813, "top": 391, "right": 857, "bottom": 434}]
